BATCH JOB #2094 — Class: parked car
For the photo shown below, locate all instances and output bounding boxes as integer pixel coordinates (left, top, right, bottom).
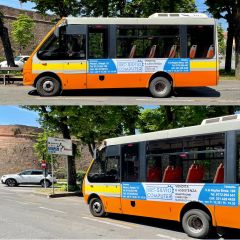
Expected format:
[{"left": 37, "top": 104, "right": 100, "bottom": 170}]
[
  {"left": 0, "top": 55, "right": 29, "bottom": 70},
  {"left": 1, "top": 169, "right": 56, "bottom": 187}
]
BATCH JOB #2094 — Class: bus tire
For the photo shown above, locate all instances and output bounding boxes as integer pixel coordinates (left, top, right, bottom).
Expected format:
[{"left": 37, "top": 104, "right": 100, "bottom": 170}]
[
  {"left": 36, "top": 76, "right": 61, "bottom": 96},
  {"left": 149, "top": 76, "right": 172, "bottom": 98},
  {"left": 182, "top": 209, "right": 211, "bottom": 238},
  {"left": 89, "top": 197, "right": 106, "bottom": 217}
]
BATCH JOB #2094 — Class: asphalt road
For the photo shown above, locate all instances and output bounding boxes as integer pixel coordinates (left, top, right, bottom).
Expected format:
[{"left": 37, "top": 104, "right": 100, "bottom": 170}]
[
  {"left": 0, "top": 184, "right": 240, "bottom": 239},
  {"left": 0, "top": 80, "right": 240, "bottom": 105}
]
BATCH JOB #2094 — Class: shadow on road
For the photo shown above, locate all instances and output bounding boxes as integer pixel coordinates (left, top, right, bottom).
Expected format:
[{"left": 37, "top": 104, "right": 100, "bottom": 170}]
[
  {"left": 28, "top": 87, "right": 220, "bottom": 98},
  {"left": 107, "top": 213, "right": 240, "bottom": 239}
]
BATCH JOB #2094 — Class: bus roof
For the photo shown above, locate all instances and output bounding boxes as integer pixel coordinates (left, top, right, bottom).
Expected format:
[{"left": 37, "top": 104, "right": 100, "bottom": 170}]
[
  {"left": 104, "top": 115, "right": 240, "bottom": 146},
  {"left": 65, "top": 13, "right": 215, "bottom": 26}
]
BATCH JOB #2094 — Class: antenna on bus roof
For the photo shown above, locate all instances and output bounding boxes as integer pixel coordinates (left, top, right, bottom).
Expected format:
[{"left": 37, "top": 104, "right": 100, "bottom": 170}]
[
  {"left": 201, "top": 115, "right": 240, "bottom": 125},
  {"left": 148, "top": 13, "right": 208, "bottom": 18}
]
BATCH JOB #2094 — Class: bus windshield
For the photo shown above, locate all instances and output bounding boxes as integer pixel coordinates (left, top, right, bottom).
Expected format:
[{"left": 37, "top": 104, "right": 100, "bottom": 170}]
[
  {"left": 37, "top": 25, "right": 86, "bottom": 60},
  {"left": 88, "top": 147, "right": 120, "bottom": 183}
]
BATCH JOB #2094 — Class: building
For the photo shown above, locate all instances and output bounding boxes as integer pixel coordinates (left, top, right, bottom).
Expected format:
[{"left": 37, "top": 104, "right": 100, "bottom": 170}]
[
  {"left": 0, "top": 125, "right": 92, "bottom": 177},
  {"left": 0, "top": 5, "right": 55, "bottom": 58}
]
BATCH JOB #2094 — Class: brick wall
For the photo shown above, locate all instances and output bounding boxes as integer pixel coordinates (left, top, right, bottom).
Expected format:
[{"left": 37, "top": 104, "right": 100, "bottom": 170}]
[
  {"left": 0, "top": 5, "right": 55, "bottom": 58},
  {"left": 0, "top": 125, "right": 92, "bottom": 177}
]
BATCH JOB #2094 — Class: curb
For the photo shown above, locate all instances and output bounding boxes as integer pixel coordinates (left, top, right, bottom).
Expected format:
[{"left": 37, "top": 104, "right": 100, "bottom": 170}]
[{"left": 33, "top": 191, "right": 83, "bottom": 198}]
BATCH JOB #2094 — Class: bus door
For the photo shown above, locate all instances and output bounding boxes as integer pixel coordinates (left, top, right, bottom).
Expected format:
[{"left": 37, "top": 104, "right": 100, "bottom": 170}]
[
  {"left": 100, "top": 146, "right": 122, "bottom": 214},
  {"left": 121, "top": 143, "right": 145, "bottom": 216},
  {"left": 63, "top": 25, "right": 87, "bottom": 89}
]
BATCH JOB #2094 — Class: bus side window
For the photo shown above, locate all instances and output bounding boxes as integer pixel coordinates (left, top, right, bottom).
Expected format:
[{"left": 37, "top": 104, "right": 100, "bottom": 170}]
[
  {"left": 187, "top": 25, "right": 214, "bottom": 59},
  {"left": 105, "top": 156, "right": 120, "bottom": 183},
  {"left": 122, "top": 144, "right": 139, "bottom": 182}
]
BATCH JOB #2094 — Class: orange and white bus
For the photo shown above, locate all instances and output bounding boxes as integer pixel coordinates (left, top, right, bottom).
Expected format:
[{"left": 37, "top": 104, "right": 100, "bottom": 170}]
[
  {"left": 23, "top": 13, "right": 219, "bottom": 97},
  {"left": 83, "top": 115, "right": 240, "bottom": 238}
]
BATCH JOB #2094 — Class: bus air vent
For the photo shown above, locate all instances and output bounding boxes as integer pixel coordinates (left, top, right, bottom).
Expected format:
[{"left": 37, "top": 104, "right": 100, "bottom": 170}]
[
  {"left": 148, "top": 13, "right": 208, "bottom": 18},
  {"left": 201, "top": 115, "right": 240, "bottom": 125}
]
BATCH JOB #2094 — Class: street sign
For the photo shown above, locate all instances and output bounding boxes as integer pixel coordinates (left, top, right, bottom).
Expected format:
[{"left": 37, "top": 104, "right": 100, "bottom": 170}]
[
  {"left": 47, "top": 137, "right": 73, "bottom": 156},
  {"left": 41, "top": 160, "right": 47, "bottom": 169}
]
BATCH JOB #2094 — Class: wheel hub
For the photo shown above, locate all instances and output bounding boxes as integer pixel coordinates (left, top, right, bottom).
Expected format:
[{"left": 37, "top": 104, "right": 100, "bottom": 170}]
[
  {"left": 188, "top": 215, "right": 203, "bottom": 233},
  {"left": 155, "top": 82, "right": 166, "bottom": 92},
  {"left": 93, "top": 202, "right": 102, "bottom": 213},
  {"left": 43, "top": 80, "right": 54, "bottom": 92}
]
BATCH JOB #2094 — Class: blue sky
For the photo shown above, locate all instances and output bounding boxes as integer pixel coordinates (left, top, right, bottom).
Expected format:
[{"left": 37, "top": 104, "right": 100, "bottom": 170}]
[{"left": 0, "top": 106, "right": 39, "bottom": 127}]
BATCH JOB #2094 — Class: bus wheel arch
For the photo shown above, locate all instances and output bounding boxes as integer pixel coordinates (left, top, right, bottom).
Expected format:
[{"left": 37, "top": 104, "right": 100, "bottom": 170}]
[
  {"left": 88, "top": 194, "right": 107, "bottom": 217},
  {"left": 148, "top": 72, "right": 173, "bottom": 98},
  {"left": 180, "top": 202, "right": 213, "bottom": 238},
  {"left": 34, "top": 72, "right": 62, "bottom": 97}
]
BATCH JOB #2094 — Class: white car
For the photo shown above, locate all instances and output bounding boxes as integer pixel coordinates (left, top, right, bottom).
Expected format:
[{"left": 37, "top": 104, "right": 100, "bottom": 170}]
[
  {"left": 0, "top": 55, "right": 29, "bottom": 70},
  {"left": 1, "top": 169, "right": 56, "bottom": 188}
]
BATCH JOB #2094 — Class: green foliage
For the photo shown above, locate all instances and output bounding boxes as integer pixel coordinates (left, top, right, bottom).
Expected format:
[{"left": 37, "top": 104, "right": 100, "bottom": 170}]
[
  {"left": 21, "top": 0, "right": 196, "bottom": 18},
  {"left": 33, "top": 130, "right": 56, "bottom": 164},
  {"left": 20, "top": 0, "right": 82, "bottom": 18},
  {"left": 59, "top": 184, "right": 80, "bottom": 192},
  {"left": 11, "top": 14, "right": 35, "bottom": 54},
  {"left": 218, "top": 24, "right": 225, "bottom": 54},
  {"left": 137, "top": 106, "right": 240, "bottom": 133}
]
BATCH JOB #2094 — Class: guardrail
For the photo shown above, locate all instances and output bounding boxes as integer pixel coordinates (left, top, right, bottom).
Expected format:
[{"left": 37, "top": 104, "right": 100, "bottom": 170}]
[{"left": 0, "top": 67, "right": 23, "bottom": 85}]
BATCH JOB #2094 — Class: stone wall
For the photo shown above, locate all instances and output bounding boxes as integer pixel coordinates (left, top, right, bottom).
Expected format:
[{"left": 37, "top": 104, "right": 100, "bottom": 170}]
[
  {"left": 0, "top": 125, "right": 92, "bottom": 177},
  {"left": 0, "top": 5, "right": 55, "bottom": 58}
]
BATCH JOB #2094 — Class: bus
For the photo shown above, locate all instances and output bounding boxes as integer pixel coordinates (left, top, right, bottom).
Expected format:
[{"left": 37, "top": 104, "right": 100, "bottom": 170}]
[
  {"left": 23, "top": 13, "right": 219, "bottom": 97},
  {"left": 83, "top": 115, "right": 240, "bottom": 238}
]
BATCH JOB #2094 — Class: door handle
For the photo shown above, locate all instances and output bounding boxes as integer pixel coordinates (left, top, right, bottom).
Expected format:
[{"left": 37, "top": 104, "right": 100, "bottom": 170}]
[
  {"left": 42, "top": 63, "right": 47, "bottom": 66},
  {"left": 130, "top": 201, "right": 136, "bottom": 207}
]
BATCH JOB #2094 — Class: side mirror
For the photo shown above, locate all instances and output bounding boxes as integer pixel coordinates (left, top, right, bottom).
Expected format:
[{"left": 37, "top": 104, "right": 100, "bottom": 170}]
[
  {"left": 93, "top": 149, "right": 97, "bottom": 160},
  {"left": 54, "top": 27, "right": 60, "bottom": 37}
]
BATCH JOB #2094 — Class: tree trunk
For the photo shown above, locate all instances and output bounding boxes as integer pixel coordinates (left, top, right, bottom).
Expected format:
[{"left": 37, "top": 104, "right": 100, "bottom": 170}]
[
  {"left": 235, "top": 34, "right": 240, "bottom": 79},
  {"left": 0, "top": 18, "right": 16, "bottom": 67},
  {"left": 59, "top": 115, "right": 77, "bottom": 189},
  {"left": 225, "top": 25, "right": 234, "bottom": 72}
]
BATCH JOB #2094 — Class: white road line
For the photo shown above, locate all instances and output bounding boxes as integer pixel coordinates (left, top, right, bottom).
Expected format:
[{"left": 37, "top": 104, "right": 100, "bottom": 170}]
[
  {"left": 39, "top": 206, "right": 66, "bottom": 214},
  {"left": 156, "top": 233, "right": 185, "bottom": 240},
  {"left": 82, "top": 216, "right": 132, "bottom": 229}
]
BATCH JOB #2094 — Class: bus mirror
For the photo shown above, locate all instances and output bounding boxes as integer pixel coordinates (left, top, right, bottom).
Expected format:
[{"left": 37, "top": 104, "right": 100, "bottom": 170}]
[
  {"left": 93, "top": 149, "right": 98, "bottom": 160},
  {"left": 54, "top": 28, "right": 59, "bottom": 37}
]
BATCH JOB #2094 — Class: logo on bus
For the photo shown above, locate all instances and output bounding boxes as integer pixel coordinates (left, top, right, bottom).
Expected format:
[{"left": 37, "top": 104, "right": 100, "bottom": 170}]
[{"left": 146, "top": 185, "right": 174, "bottom": 200}]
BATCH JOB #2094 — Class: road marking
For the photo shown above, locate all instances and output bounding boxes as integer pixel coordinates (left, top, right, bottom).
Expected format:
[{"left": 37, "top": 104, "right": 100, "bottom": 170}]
[
  {"left": 82, "top": 216, "right": 132, "bottom": 229},
  {"left": 39, "top": 206, "right": 66, "bottom": 214},
  {"left": 156, "top": 233, "right": 186, "bottom": 240}
]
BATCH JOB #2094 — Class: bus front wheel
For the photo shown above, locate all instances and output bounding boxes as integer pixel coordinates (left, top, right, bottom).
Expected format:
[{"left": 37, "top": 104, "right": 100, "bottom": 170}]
[
  {"left": 36, "top": 76, "right": 61, "bottom": 97},
  {"left": 89, "top": 197, "right": 106, "bottom": 217},
  {"left": 182, "top": 209, "right": 211, "bottom": 238},
  {"left": 149, "top": 76, "right": 172, "bottom": 98}
]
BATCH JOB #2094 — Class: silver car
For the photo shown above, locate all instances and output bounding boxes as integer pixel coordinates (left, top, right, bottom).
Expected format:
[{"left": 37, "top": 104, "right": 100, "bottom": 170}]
[{"left": 1, "top": 169, "right": 56, "bottom": 187}]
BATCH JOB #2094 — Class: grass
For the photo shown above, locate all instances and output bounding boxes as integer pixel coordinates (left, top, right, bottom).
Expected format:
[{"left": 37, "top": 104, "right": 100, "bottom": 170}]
[{"left": 219, "top": 69, "right": 238, "bottom": 80}]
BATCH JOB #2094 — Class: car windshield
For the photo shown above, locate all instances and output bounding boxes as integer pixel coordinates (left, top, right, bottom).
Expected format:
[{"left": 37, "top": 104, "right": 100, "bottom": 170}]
[{"left": 14, "top": 56, "right": 21, "bottom": 61}]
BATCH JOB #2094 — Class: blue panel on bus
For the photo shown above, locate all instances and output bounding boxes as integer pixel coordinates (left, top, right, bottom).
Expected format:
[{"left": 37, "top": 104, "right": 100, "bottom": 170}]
[
  {"left": 198, "top": 184, "right": 238, "bottom": 207},
  {"left": 121, "top": 182, "right": 239, "bottom": 207},
  {"left": 163, "top": 58, "right": 190, "bottom": 73},
  {"left": 122, "top": 182, "right": 146, "bottom": 200},
  {"left": 88, "top": 59, "right": 117, "bottom": 74}
]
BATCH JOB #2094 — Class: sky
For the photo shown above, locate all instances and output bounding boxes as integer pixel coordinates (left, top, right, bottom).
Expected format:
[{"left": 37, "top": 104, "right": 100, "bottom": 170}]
[{"left": 0, "top": 106, "right": 39, "bottom": 127}]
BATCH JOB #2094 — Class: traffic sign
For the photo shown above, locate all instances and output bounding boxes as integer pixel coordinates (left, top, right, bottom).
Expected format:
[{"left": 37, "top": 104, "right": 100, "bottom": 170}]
[
  {"left": 47, "top": 137, "right": 73, "bottom": 156},
  {"left": 41, "top": 160, "right": 47, "bottom": 169}
]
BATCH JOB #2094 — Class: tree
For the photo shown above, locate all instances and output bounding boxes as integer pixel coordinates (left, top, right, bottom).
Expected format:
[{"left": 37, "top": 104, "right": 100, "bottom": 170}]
[
  {"left": 205, "top": 0, "right": 240, "bottom": 78},
  {"left": 24, "top": 106, "right": 141, "bottom": 189},
  {"left": 20, "top": 0, "right": 82, "bottom": 18},
  {"left": 137, "top": 106, "right": 239, "bottom": 133},
  {"left": 218, "top": 24, "right": 225, "bottom": 55},
  {"left": 11, "top": 14, "right": 35, "bottom": 55},
  {"left": 0, "top": 12, "right": 16, "bottom": 66}
]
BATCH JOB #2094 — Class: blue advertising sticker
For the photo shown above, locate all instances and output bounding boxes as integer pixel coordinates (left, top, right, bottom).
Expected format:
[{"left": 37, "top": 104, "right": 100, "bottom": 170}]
[
  {"left": 88, "top": 59, "right": 117, "bottom": 74},
  {"left": 163, "top": 58, "right": 190, "bottom": 73},
  {"left": 122, "top": 183, "right": 146, "bottom": 200},
  {"left": 198, "top": 184, "right": 238, "bottom": 207}
]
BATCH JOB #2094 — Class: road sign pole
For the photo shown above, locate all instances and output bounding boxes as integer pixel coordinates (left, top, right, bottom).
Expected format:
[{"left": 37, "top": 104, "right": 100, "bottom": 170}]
[
  {"left": 66, "top": 156, "right": 69, "bottom": 192},
  {"left": 51, "top": 155, "right": 54, "bottom": 195}
]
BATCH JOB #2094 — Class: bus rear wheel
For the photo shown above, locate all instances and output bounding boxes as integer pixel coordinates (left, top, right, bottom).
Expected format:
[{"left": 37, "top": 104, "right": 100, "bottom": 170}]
[
  {"left": 36, "top": 76, "right": 61, "bottom": 97},
  {"left": 182, "top": 209, "right": 211, "bottom": 238},
  {"left": 89, "top": 197, "right": 106, "bottom": 217},
  {"left": 149, "top": 76, "right": 172, "bottom": 98}
]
